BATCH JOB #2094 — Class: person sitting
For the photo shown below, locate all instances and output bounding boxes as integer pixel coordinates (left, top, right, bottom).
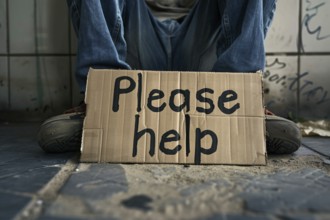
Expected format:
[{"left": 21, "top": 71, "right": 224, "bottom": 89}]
[{"left": 37, "top": 0, "right": 301, "bottom": 155}]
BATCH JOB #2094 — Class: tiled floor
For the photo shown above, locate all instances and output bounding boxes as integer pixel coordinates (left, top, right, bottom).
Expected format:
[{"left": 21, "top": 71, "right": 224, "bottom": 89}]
[{"left": 0, "top": 122, "right": 329, "bottom": 220}]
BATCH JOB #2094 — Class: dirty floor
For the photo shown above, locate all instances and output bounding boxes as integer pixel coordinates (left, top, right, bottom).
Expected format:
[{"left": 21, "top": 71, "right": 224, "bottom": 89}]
[{"left": 1, "top": 122, "right": 330, "bottom": 220}]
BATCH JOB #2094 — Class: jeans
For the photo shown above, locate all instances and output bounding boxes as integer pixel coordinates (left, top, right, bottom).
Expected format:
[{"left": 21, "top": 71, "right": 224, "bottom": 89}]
[{"left": 67, "top": 0, "right": 277, "bottom": 91}]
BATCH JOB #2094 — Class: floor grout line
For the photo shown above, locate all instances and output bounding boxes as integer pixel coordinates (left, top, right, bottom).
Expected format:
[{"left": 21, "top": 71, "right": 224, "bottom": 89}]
[
  {"left": 13, "top": 154, "right": 79, "bottom": 220},
  {"left": 301, "top": 142, "right": 330, "bottom": 159}
]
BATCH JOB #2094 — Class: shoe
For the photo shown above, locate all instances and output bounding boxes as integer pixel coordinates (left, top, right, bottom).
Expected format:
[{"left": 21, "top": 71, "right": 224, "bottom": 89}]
[
  {"left": 265, "top": 111, "right": 302, "bottom": 154},
  {"left": 38, "top": 104, "right": 301, "bottom": 155},
  {"left": 37, "top": 104, "right": 85, "bottom": 153}
]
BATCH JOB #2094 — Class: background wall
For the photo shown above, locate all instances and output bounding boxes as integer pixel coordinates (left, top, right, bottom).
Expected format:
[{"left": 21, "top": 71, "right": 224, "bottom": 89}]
[
  {"left": 264, "top": 0, "right": 330, "bottom": 120},
  {"left": 0, "top": 0, "right": 329, "bottom": 121},
  {"left": 0, "top": 0, "right": 83, "bottom": 121}
]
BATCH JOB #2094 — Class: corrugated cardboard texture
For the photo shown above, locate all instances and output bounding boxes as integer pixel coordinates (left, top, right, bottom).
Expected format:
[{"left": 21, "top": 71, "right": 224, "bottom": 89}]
[{"left": 81, "top": 69, "right": 266, "bottom": 165}]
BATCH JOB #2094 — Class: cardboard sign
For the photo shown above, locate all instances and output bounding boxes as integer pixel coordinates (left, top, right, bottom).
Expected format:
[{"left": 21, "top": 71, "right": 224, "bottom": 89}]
[{"left": 81, "top": 69, "right": 266, "bottom": 165}]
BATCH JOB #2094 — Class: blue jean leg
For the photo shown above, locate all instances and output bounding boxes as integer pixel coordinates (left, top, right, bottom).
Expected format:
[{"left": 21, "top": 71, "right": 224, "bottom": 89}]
[
  {"left": 123, "top": 0, "right": 169, "bottom": 71},
  {"left": 209, "top": 0, "right": 276, "bottom": 72},
  {"left": 169, "top": 0, "right": 224, "bottom": 71},
  {"left": 155, "top": 0, "right": 276, "bottom": 72},
  {"left": 68, "top": 0, "right": 277, "bottom": 91},
  {"left": 67, "top": 0, "right": 131, "bottom": 91},
  {"left": 67, "top": 0, "right": 171, "bottom": 91}
]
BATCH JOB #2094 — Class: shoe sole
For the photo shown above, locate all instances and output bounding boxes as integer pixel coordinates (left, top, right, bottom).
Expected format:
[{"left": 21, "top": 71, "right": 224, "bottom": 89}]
[
  {"left": 265, "top": 115, "right": 301, "bottom": 154},
  {"left": 37, "top": 113, "right": 84, "bottom": 153}
]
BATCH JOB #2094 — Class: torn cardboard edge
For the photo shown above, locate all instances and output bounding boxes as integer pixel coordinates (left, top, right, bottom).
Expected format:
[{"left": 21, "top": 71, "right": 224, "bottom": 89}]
[{"left": 81, "top": 69, "right": 267, "bottom": 165}]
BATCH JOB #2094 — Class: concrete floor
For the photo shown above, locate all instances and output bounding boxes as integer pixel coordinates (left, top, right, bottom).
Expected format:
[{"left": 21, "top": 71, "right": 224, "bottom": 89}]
[{"left": 1, "top": 122, "right": 330, "bottom": 220}]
